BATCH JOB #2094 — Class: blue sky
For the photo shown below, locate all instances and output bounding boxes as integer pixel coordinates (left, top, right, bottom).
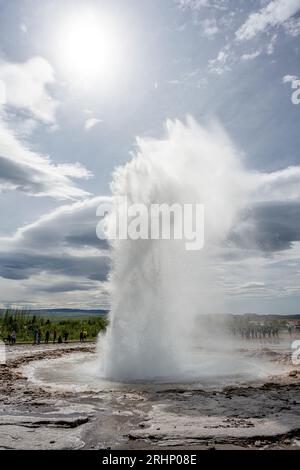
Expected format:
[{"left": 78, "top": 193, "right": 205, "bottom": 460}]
[{"left": 0, "top": 0, "right": 300, "bottom": 312}]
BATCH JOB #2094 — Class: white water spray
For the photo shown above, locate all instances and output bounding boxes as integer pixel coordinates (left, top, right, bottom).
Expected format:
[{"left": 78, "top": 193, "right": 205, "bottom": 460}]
[{"left": 98, "top": 117, "right": 246, "bottom": 381}]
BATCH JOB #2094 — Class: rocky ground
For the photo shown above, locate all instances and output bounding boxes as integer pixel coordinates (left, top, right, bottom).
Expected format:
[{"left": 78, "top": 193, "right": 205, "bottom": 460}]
[{"left": 0, "top": 341, "right": 299, "bottom": 450}]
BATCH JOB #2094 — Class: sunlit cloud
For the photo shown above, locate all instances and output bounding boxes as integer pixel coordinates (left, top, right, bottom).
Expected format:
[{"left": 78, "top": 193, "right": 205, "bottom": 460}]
[
  {"left": 0, "top": 56, "right": 58, "bottom": 123},
  {"left": 0, "top": 119, "right": 92, "bottom": 199}
]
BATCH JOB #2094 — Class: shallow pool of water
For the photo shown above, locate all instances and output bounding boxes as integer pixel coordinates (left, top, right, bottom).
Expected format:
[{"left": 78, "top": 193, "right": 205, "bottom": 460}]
[{"left": 22, "top": 347, "right": 286, "bottom": 393}]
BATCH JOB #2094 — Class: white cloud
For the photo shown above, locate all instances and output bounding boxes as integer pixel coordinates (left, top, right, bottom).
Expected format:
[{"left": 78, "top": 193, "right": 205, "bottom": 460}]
[
  {"left": 282, "top": 74, "right": 298, "bottom": 83},
  {"left": 14, "top": 117, "right": 38, "bottom": 137},
  {"left": 85, "top": 117, "right": 102, "bottom": 130},
  {"left": 283, "top": 16, "right": 300, "bottom": 36},
  {"left": 225, "top": 281, "right": 270, "bottom": 297},
  {"left": 200, "top": 18, "right": 219, "bottom": 37},
  {"left": 0, "top": 273, "right": 110, "bottom": 309},
  {"left": 0, "top": 56, "right": 58, "bottom": 123},
  {"left": 0, "top": 80, "right": 5, "bottom": 105},
  {"left": 176, "top": 0, "right": 229, "bottom": 11},
  {"left": 0, "top": 196, "right": 110, "bottom": 306},
  {"left": 241, "top": 50, "right": 262, "bottom": 61},
  {"left": 222, "top": 243, "right": 300, "bottom": 303},
  {"left": 0, "top": 118, "right": 92, "bottom": 199},
  {"left": 177, "top": 0, "right": 210, "bottom": 10},
  {"left": 1, "top": 195, "right": 109, "bottom": 253},
  {"left": 0, "top": 56, "right": 93, "bottom": 200},
  {"left": 266, "top": 33, "right": 277, "bottom": 54},
  {"left": 0, "top": 195, "right": 112, "bottom": 307},
  {"left": 255, "top": 166, "right": 300, "bottom": 202},
  {"left": 239, "top": 281, "right": 266, "bottom": 290},
  {"left": 208, "top": 50, "right": 230, "bottom": 74},
  {"left": 236, "top": 0, "right": 300, "bottom": 41}
]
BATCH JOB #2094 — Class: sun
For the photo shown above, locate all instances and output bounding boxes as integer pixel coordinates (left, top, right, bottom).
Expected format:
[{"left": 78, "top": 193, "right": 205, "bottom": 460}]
[{"left": 57, "top": 9, "right": 121, "bottom": 86}]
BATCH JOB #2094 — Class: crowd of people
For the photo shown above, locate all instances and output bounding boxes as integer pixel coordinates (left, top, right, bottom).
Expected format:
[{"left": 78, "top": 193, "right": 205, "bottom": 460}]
[
  {"left": 33, "top": 327, "right": 69, "bottom": 344},
  {"left": 32, "top": 327, "right": 88, "bottom": 344},
  {"left": 6, "top": 327, "right": 88, "bottom": 345},
  {"left": 231, "top": 323, "right": 280, "bottom": 340}
]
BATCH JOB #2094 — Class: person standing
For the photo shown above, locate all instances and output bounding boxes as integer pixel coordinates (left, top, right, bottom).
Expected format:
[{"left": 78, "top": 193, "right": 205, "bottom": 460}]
[
  {"left": 11, "top": 330, "right": 16, "bottom": 345},
  {"left": 45, "top": 330, "right": 50, "bottom": 344},
  {"left": 83, "top": 328, "right": 87, "bottom": 341},
  {"left": 34, "top": 328, "right": 39, "bottom": 345}
]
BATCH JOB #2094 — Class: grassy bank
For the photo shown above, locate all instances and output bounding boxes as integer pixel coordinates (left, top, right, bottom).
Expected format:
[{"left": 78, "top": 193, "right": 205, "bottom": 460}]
[{"left": 0, "top": 309, "right": 107, "bottom": 343}]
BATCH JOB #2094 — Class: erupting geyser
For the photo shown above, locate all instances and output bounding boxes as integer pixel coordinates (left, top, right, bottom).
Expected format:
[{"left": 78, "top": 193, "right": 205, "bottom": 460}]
[{"left": 97, "top": 117, "right": 246, "bottom": 381}]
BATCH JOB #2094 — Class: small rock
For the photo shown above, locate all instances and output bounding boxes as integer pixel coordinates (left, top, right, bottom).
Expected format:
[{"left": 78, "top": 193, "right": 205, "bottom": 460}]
[
  {"left": 289, "top": 370, "right": 297, "bottom": 377},
  {"left": 255, "top": 440, "right": 262, "bottom": 447}
]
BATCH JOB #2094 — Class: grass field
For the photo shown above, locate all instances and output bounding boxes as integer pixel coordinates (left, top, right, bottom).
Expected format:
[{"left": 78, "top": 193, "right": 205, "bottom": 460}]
[{"left": 0, "top": 309, "right": 107, "bottom": 343}]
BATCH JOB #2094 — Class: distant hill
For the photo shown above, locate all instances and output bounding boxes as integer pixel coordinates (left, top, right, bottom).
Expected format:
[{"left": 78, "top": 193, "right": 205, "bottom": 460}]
[
  {"left": 1, "top": 309, "right": 299, "bottom": 320},
  {"left": 0, "top": 308, "right": 109, "bottom": 318}
]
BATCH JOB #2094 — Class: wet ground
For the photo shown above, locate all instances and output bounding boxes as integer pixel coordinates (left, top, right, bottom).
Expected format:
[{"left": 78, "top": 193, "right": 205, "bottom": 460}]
[{"left": 0, "top": 338, "right": 299, "bottom": 450}]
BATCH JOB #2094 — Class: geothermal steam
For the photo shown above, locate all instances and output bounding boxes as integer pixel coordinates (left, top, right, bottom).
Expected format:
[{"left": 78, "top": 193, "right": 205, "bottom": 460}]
[{"left": 98, "top": 117, "right": 246, "bottom": 380}]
